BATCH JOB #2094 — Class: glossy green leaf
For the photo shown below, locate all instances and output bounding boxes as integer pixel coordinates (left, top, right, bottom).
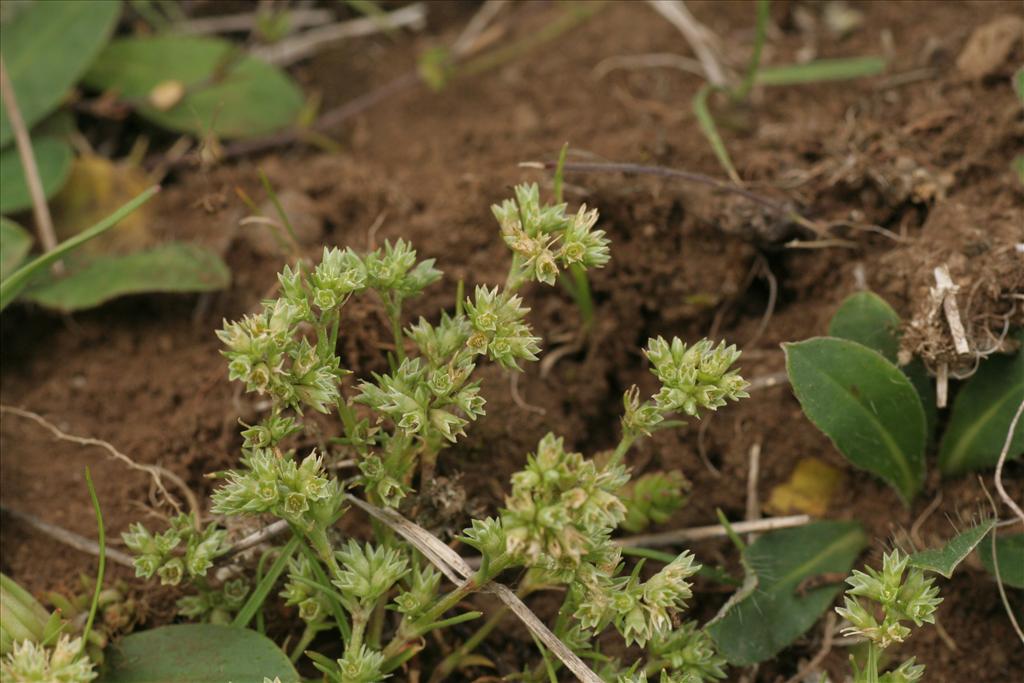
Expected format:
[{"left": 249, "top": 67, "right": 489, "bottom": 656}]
[
  {"left": 828, "top": 291, "right": 901, "bottom": 362},
  {"left": 0, "top": 217, "right": 31, "bottom": 280},
  {"left": 756, "top": 56, "right": 886, "bottom": 86},
  {"left": 827, "top": 292, "right": 936, "bottom": 440},
  {"left": 0, "top": 0, "right": 121, "bottom": 146},
  {"left": 707, "top": 521, "right": 867, "bottom": 665},
  {"left": 23, "top": 242, "right": 229, "bottom": 311},
  {"left": 784, "top": 338, "right": 927, "bottom": 503},
  {"left": 98, "top": 624, "right": 299, "bottom": 682},
  {"left": 979, "top": 533, "right": 1024, "bottom": 588},
  {"left": 0, "top": 136, "right": 73, "bottom": 213},
  {"left": 909, "top": 520, "right": 995, "bottom": 578},
  {"left": 939, "top": 343, "right": 1024, "bottom": 475},
  {"left": 0, "top": 186, "right": 159, "bottom": 311},
  {"left": 83, "top": 36, "right": 303, "bottom": 139}
]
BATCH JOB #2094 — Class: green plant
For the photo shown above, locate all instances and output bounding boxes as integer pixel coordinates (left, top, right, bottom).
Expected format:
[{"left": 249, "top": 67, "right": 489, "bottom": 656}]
[
  {"left": 785, "top": 290, "right": 1023, "bottom": 502},
  {"left": 113, "top": 182, "right": 764, "bottom": 682}
]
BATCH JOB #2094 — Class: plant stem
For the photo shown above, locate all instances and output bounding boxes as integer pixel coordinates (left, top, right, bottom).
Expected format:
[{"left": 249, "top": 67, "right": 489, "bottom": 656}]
[
  {"left": 289, "top": 622, "right": 320, "bottom": 663},
  {"left": 734, "top": 0, "right": 770, "bottom": 100},
  {"left": 387, "top": 296, "right": 406, "bottom": 363},
  {"left": 430, "top": 605, "right": 509, "bottom": 682},
  {"left": 607, "top": 433, "right": 637, "bottom": 469}
]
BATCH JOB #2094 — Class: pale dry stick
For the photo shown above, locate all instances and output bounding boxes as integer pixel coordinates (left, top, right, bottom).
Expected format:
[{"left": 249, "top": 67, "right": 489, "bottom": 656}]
[
  {"left": 616, "top": 514, "right": 811, "bottom": 548},
  {"left": 173, "top": 8, "right": 333, "bottom": 35},
  {"left": 746, "top": 371, "right": 789, "bottom": 392},
  {"left": 347, "top": 496, "right": 604, "bottom": 683},
  {"left": 978, "top": 478, "right": 1024, "bottom": 646},
  {"left": 1, "top": 506, "right": 135, "bottom": 568},
  {"left": 645, "top": 0, "right": 727, "bottom": 86},
  {"left": 909, "top": 490, "right": 944, "bottom": 549},
  {"left": 0, "top": 56, "right": 60, "bottom": 267},
  {"left": 0, "top": 405, "right": 201, "bottom": 526},
  {"left": 228, "top": 519, "right": 290, "bottom": 557},
  {"left": 995, "top": 398, "right": 1024, "bottom": 528},
  {"left": 743, "top": 256, "right": 778, "bottom": 349},
  {"left": 745, "top": 442, "right": 762, "bottom": 543},
  {"left": 695, "top": 414, "right": 722, "bottom": 478},
  {"left": 591, "top": 52, "right": 706, "bottom": 80},
  {"left": 450, "top": 0, "right": 509, "bottom": 57},
  {"left": 934, "top": 265, "right": 971, "bottom": 355},
  {"left": 781, "top": 612, "right": 836, "bottom": 683},
  {"left": 251, "top": 3, "right": 428, "bottom": 66},
  {"left": 509, "top": 372, "right": 545, "bottom": 416}
]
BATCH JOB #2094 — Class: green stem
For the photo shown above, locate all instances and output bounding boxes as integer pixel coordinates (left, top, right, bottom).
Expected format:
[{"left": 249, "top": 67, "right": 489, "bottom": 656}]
[
  {"left": 568, "top": 263, "right": 594, "bottom": 331},
  {"left": 865, "top": 641, "right": 880, "bottom": 683},
  {"left": 289, "top": 622, "right": 321, "bottom": 663},
  {"left": 81, "top": 468, "right": 106, "bottom": 660},
  {"left": 349, "top": 608, "right": 368, "bottom": 653},
  {"left": 734, "top": 0, "right": 770, "bottom": 100},
  {"left": 607, "top": 433, "right": 637, "bottom": 469}
]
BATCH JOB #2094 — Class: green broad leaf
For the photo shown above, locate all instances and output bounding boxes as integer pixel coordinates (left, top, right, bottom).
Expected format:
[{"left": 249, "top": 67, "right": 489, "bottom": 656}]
[
  {"left": 0, "top": 0, "right": 121, "bottom": 146},
  {"left": 939, "top": 343, "right": 1024, "bottom": 475},
  {"left": 0, "top": 186, "right": 159, "bottom": 311},
  {"left": 707, "top": 521, "right": 867, "bottom": 665},
  {"left": 98, "top": 624, "right": 299, "bottom": 683},
  {"left": 784, "top": 338, "right": 927, "bottom": 503},
  {"left": 828, "top": 291, "right": 901, "bottom": 362},
  {"left": 83, "top": 36, "right": 303, "bottom": 139},
  {"left": 0, "top": 136, "right": 73, "bottom": 213},
  {"left": 909, "top": 519, "right": 996, "bottom": 578},
  {"left": 979, "top": 533, "right": 1024, "bottom": 589},
  {"left": 23, "top": 242, "right": 230, "bottom": 311},
  {"left": 827, "top": 291, "right": 937, "bottom": 440},
  {"left": 0, "top": 217, "right": 31, "bottom": 280},
  {"left": 756, "top": 56, "right": 886, "bottom": 86}
]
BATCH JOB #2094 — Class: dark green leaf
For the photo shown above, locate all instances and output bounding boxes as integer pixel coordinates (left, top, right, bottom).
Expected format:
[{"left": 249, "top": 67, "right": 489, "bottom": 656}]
[
  {"left": 707, "top": 521, "right": 867, "bottom": 665},
  {"left": 23, "top": 242, "right": 230, "bottom": 311},
  {"left": 979, "top": 533, "right": 1024, "bottom": 588},
  {"left": 0, "top": 136, "right": 73, "bottom": 212},
  {"left": 828, "top": 291, "right": 901, "bottom": 363},
  {"left": 0, "top": 217, "right": 31, "bottom": 280},
  {"left": 909, "top": 520, "right": 995, "bottom": 578},
  {"left": 83, "top": 36, "right": 303, "bottom": 139},
  {"left": 0, "top": 0, "right": 121, "bottom": 146},
  {"left": 0, "top": 186, "right": 159, "bottom": 311},
  {"left": 904, "top": 358, "right": 937, "bottom": 446},
  {"left": 784, "top": 338, "right": 927, "bottom": 503},
  {"left": 98, "top": 624, "right": 299, "bottom": 682},
  {"left": 939, "top": 343, "right": 1024, "bottom": 475}
]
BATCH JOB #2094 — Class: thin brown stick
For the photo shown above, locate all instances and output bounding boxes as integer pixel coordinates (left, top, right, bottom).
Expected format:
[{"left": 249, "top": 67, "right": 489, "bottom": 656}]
[
  {"left": 0, "top": 405, "right": 201, "bottom": 524},
  {"left": 616, "top": 514, "right": 812, "bottom": 548},
  {"left": 782, "top": 612, "right": 836, "bottom": 683},
  {"left": 978, "top": 477, "right": 1024, "bottom": 645},
  {"left": 0, "top": 55, "right": 60, "bottom": 263},
  {"left": 995, "top": 398, "right": 1024, "bottom": 527},
  {"left": 347, "top": 496, "right": 603, "bottom": 682},
  {"left": 2, "top": 506, "right": 135, "bottom": 568}
]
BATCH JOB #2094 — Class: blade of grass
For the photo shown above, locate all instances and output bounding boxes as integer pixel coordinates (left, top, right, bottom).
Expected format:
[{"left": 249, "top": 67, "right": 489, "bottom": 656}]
[
  {"left": 734, "top": 0, "right": 770, "bottom": 100},
  {"left": 693, "top": 84, "right": 741, "bottom": 184},
  {"left": 232, "top": 534, "right": 300, "bottom": 628},
  {"left": 756, "top": 56, "right": 886, "bottom": 86},
  {"left": 0, "top": 185, "right": 160, "bottom": 311},
  {"left": 80, "top": 467, "right": 106, "bottom": 659}
]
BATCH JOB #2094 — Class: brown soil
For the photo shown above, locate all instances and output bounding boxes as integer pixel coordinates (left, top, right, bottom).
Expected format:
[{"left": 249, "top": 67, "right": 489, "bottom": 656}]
[{"left": 2, "top": 1, "right": 1022, "bottom": 681}]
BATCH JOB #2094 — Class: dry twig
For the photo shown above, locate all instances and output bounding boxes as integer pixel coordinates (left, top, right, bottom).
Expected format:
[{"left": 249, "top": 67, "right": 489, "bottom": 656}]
[
  {"left": 645, "top": 0, "right": 727, "bottom": 86},
  {"left": 1, "top": 506, "right": 135, "bottom": 568},
  {"left": 781, "top": 612, "right": 836, "bottom": 683},
  {"left": 995, "top": 398, "right": 1024, "bottom": 528},
  {"left": 617, "top": 514, "right": 811, "bottom": 548}
]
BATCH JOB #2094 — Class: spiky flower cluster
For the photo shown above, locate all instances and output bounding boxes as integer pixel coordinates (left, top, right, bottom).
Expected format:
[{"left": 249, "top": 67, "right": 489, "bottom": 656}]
[
  {"left": 492, "top": 183, "right": 610, "bottom": 286},
  {"left": 281, "top": 555, "right": 332, "bottom": 623},
  {"left": 836, "top": 550, "right": 940, "bottom": 683},
  {"left": 574, "top": 552, "right": 700, "bottom": 648},
  {"left": 0, "top": 635, "right": 96, "bottom": 683},
  {"left": 218, "top": 297, "right": 341, "bottom": 414},
  {"left": 620, "top": 470, "right": 690, "bottom": 533},
  {"left": 121, "top": 514, "right": 228, "bottom": 587},
  {"left": 464, "top": 286, "right": 541, "bottom": 370},
  {"left": 648, "top": 621, "right": 729, "bottom": 682},
  {"left": 501, "top": 433, "right": 628, "bottom": 576},
  {"left": 176, "top": 579, "right": 250, "bottom": 624},
  {"left": 329, "top": 644, "right": 387, "bottom": 683},
  {"left": 332, "top": 541, "right": 408, "bottom": 609},
  {"left": 356, "top": 357, "right": 485, "bottom": 445},
  {"left": 392, "top": 561, "right": 442, "bottom": 619},
  {"left": 645, "top": 338, "right": 749, "bottom": 418},
  {"left": 211, "top": 449, "right": 343, "bottom": 533}
]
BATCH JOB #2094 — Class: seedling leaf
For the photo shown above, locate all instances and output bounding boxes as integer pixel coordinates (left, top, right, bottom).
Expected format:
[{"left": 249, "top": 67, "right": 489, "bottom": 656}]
[
  {"left": 939, "top": 342, "right": 1024, "bottom": 475},
  {"left": 0, "top": 217, "right": 31, "bottom": 280},
  {"left": 783, "top": 337, "right": 926, "bottom": 503},
  {"left": 756, "top": 56, "right": 886, "bottom": 86},
  {"left": 908, "top": 519, "right": 995, "bottom": 578},
  {"left": 707, "top": 521, "right": 867, "bottom": 665},
  {"left": 0, "top": 186, "right": 159, "bottom": 311},
  {"left": 22, "top": 242, "right": 230, "bottom": 311},
  {"left": 979, "top": 533, "right": 1024, "bottom": 588},
  {"left": 98, "top": 624, "right": 299, "bottom": 682},
  {"left": 828, "top": 291, "right": 901, "bottom": 363},
  {"left": 0, "top": 0, "right": 121, "bottom": 146},
  {"left": 0, "top": 136, "right": 73, "bottom": 213},
  {"left": 692, "top": 85, "right": 740, "bottom": 184},
  {"left": 83, "top": 36, "right": 304, "bottom": 139}
]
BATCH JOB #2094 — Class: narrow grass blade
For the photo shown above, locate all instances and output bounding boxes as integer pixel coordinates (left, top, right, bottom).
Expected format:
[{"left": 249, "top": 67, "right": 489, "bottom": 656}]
[
  {"left": 756, "top": 56, "right": 886, "bottom": 86},
  {"left": 81, "top": 467, "right": 106, "bottom": 658},
  {"left": 692, "top": 85, "right": 740, "bottom": 184},
  {"left": 231, "top": 534, "right": 300, "bottom": 628}
]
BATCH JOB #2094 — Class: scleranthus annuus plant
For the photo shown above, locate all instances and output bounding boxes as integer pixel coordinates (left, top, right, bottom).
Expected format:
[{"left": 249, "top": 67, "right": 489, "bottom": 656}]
[{"left": 124, "top": 182, "right": 751, "bottom": 682}]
